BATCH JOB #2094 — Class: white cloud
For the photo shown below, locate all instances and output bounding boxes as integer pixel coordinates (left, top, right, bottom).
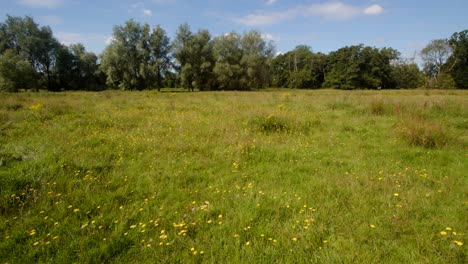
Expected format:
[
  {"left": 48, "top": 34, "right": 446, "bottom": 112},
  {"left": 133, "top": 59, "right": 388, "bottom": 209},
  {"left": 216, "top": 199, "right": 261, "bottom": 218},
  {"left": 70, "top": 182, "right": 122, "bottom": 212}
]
[
  {"left": 306, "top": 2, "right": 360, "bottom": 20},
  {"left": 265, "top": 0, "right": 278, "bottom": 5},
  {"left": 235, "top": 9, "right": 296, "bottom": 26},
  {"left": 363, "top": 4, "right": 384, "bottom": 15},
  {"left": 18, "top": 0, "right": 64, "bottom": 9},
  {"left": 143, "top": 9, "right": 153, "bottom": 16},
  {"left": 262, "top": 33, "right": 280, "bottom": 42},
  {"left": 235, "top": 1, "right": 385, "bottom": 26}
]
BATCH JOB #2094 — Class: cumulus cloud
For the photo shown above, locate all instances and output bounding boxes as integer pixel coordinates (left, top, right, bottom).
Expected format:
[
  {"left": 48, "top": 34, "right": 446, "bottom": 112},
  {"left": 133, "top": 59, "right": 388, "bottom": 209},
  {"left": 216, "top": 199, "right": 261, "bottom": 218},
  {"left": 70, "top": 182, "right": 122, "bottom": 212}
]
[
  {"left": 143, "top": 9, "right": 153, "bottom": 16},
  {"left": 235, "top": 1, "right": 385, "bottom": 26},
  {"left": 262, "top": 33, "right": 280, "bottom": 42},
  {"left": 363, "top": 4, "right": 384, "bottom": 15},
  {"left": 265, "top": 0, "right": 278, "bottom": 5},
  {"left": 18, "top": 0, "right": 63, "bottom": 9}
]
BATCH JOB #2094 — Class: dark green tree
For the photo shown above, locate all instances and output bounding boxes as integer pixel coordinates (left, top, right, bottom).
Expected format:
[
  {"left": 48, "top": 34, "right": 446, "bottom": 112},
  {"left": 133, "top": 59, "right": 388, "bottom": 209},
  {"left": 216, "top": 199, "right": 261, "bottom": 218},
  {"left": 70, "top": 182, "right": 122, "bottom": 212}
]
[
  {"left": 172, "top": 23, "right": 194, "bottom": 91},
  {"left": 390, "top": 59, "right": 425, "bottom": 88},
  {"left": 446, "top": 30, "right": 468, "bottom": 88},
  {"left": 149, "top": 25, "right": 171, "bottom": 91},
  {"left": 0, "top": 49, "right": 36, "bottom": 92},
  {"left": 101, "top": 20, "right": 169, "bottom": 90},
  {"left": 213, "top": 32, "right": 243, "bottom": 90},
  {"left": 240, "top": 30, "right": 275, "bottom": 89},
  {"left": 323, "top": 45, "right": 398, "bottom": 89},
  {"left": 0, "top": 15, "right": 59, "bottom": 91}
]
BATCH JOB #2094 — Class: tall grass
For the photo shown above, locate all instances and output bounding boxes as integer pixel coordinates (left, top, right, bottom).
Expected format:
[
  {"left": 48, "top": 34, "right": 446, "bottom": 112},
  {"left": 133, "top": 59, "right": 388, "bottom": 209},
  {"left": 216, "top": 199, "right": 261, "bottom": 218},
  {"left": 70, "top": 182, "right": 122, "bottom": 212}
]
[{"left": 0, "top": 89, "right": 467, "bottom": 263}]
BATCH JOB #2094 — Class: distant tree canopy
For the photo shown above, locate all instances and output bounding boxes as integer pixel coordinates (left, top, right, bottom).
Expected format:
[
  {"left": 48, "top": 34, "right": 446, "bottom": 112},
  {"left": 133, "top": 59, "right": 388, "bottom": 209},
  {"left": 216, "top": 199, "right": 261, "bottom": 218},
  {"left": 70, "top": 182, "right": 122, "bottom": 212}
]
[{"left": 0, "top": 15, "right": 467, "bottom": 91}]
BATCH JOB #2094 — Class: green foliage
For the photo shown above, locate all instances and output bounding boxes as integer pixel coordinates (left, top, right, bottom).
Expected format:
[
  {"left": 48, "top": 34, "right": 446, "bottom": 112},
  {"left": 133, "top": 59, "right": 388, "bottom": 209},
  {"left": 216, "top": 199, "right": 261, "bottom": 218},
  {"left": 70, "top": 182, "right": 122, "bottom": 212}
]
[
  {"left": 272, "top": 46, "right": 326, "bottom": 89},
  {"left": 240, "top": 31, "right": 275, "bottom": 89},
  {"left": 0, "top": 15, "right": 59, "bottom": 91},
  {"left": 213, "top": 32, "right": 243, "bottom": 90},
  {"left": 447, "top": 30, "right": 468, "bottom": 88},
  {"left": 55, "top": 44, "right": 101, "bottom": 91},
  {"left": 100, "top": 20, "right": 171, "bottom": 90},
  {"left": 391, "top": 61, "right": 425, "bottom": 88},
  {"left": 420, "top": 39, "right": 452, "bottom": 78},
  {"left": 0, "top": 50, "right": 36, "bottom": 92},
  {"left": 323, "top": 45, "right": 399, "bottom": 89}
]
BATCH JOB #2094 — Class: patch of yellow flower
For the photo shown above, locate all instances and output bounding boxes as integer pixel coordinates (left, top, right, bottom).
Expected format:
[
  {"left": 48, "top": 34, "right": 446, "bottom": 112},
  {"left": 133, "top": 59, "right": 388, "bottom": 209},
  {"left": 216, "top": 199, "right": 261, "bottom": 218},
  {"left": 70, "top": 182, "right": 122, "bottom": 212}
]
[{"left": 29, "top": 103, "right": 44, "bottom": 110}]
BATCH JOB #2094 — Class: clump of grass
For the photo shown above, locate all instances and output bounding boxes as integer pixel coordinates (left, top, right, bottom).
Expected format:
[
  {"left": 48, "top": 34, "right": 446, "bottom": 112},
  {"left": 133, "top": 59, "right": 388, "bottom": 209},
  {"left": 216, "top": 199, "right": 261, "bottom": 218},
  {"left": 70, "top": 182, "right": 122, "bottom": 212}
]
[
  {"left": 6, "top": 104, "right": 23, "bottom": 111},
  {"left": 250, "top": 114, "right": 291, "bottom": 133},
  {"left": 395, "top": 116, "right": 450, "bottom": 148},
  {"left": 369, "top": 97, "right": 387, "bottom": 115}
]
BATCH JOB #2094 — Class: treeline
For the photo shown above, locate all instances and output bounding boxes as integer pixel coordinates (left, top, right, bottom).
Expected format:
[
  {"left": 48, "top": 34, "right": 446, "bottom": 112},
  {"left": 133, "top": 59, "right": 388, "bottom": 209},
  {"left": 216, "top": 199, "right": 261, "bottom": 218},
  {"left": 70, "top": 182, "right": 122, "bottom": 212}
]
[{"left": 0, "top": 15, "right": 467, "bottom": 92}]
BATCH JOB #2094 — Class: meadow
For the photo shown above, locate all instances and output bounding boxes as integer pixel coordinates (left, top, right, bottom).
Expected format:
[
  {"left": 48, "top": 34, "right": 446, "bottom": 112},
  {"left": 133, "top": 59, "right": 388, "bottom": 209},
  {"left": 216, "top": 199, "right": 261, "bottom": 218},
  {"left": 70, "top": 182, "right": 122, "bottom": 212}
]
[{"left": 0, "top": 89, "right": 467, "bottom": 263}]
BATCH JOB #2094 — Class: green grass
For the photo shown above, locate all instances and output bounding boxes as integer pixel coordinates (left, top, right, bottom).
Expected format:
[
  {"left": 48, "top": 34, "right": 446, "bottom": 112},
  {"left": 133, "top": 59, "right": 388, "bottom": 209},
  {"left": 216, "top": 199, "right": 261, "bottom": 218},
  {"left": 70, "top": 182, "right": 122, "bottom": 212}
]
[{"left": 0, "top": 89, "right": 467, "bottom": 263}]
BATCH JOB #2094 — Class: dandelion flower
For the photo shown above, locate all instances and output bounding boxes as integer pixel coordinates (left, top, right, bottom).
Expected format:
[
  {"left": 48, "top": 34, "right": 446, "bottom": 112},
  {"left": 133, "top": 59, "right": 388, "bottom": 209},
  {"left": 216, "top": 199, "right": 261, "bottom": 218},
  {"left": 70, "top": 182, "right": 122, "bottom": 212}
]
[
  {"left": 245, "top": 241, "right": 251, "bottom": 246},
  {"left": 292, "top": 237, "right": 298, "bottom": 241},
  {"left": 393, "top": 193, "right": 399, "bottom": 197},
  {"left": 453, "top": 240, "right": 463, "bottom": 246},
  {"left": 445, "top": 227, "right": 452, "bottom": 231},
  {"left": 370, "top": 224, "right": 376, "bottom": 229},
  {"left": 440, "top": 231, "right": 447, "bottom": 236}
]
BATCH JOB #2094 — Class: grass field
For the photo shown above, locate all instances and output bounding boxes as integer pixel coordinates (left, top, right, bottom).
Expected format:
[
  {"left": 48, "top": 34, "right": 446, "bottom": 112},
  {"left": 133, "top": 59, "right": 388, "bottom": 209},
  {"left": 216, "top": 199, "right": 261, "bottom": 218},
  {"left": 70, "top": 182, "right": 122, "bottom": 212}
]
[{"left": 0, "top": 89, "right": 467, "bottom": 263}]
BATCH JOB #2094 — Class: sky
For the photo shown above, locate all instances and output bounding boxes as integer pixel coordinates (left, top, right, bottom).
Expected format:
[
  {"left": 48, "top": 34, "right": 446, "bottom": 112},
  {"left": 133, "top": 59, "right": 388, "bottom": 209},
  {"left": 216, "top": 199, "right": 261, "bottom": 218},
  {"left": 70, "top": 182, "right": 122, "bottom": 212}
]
[{"left": 1, "top": 0, "right": 467, "bottom": 60}]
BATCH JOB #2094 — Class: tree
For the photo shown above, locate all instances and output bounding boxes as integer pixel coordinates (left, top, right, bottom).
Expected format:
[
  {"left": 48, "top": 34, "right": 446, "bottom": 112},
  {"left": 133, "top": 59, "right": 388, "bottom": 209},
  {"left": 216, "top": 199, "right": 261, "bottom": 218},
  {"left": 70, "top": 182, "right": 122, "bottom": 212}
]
[
  {"left": 390, "top": 59, "right": 424, "bottom": 88},
  {"left": 191, "top": 29, "right": 215, "bottom": 91},
  {"left": 172, "top": 24, "right": 214, "bottom": 91},
  {"left": 54, "top": 44, "right": 75, "bottom": 90},
  {"left": 100, "top": 20, "right": 150, "bottom": 90},
  {"left": 323, "top": 45, "right": 398, "bottom": 89},
  {"left": 420, "top": 39, "right": 452, "bottom": 81},
  {"left": 149, "top": 25, "right": 171, "bottom": 91},
  {"left": 55, "top": 43, "right": 100, "bottom": 90},
  {"left": 240, "top": 30, "right": 275, "bottom": 89},
  {"left": 446, "top": 30, "right": 468, "bottom": 88},
  {"left": 0, "top": 49, "right": 36, "bottom": 92},
  {"left": 0, "top": 15, "right": 60, "bottom": 91},
  {"left": 172, "top": 23, "right": 194, "bottom": 91},
  {"left": 271, "top": 45, "right": 327, "bottom": 89},
  {"left": 213, "top": 32, "right": 243, "bottom": 90}
]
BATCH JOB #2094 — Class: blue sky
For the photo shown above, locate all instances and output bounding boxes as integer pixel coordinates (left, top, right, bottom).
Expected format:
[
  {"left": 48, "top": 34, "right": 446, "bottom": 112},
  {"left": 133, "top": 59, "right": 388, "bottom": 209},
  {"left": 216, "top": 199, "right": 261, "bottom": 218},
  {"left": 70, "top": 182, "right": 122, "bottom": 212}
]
[{"left": 1, "top": 0, "right": 467, "bottom": 60}]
